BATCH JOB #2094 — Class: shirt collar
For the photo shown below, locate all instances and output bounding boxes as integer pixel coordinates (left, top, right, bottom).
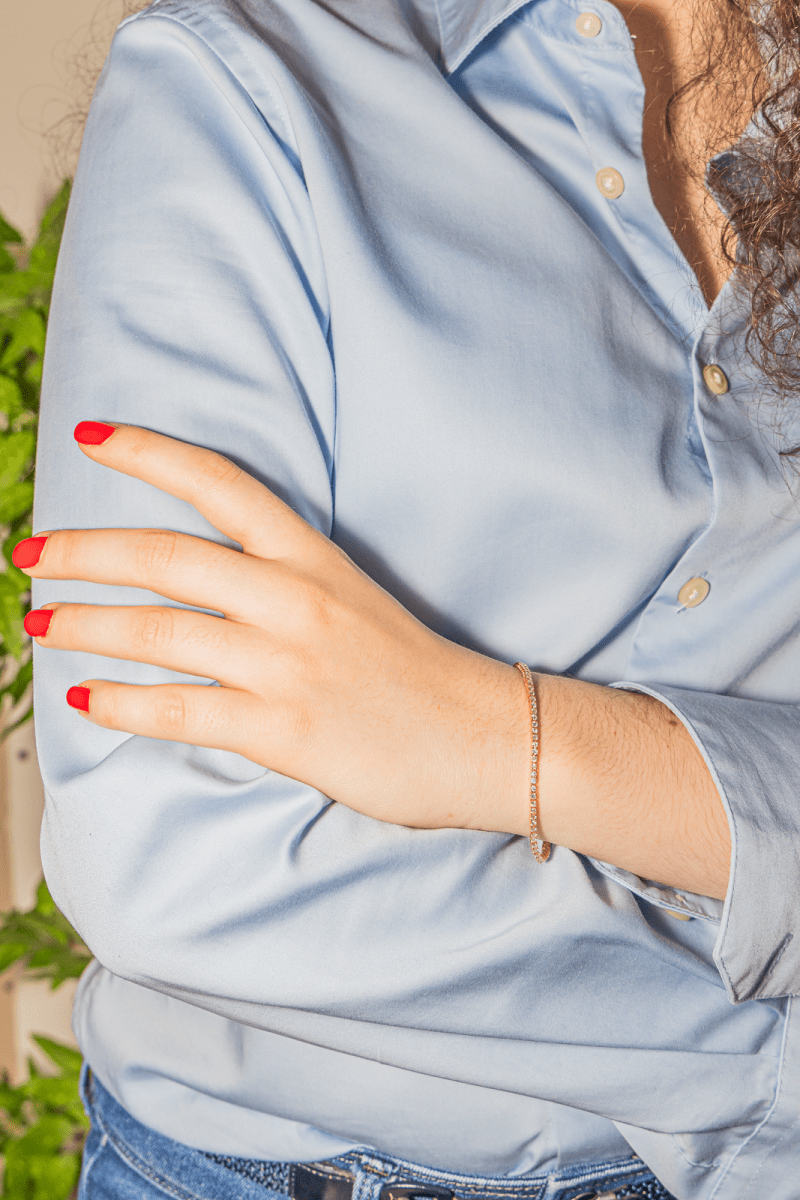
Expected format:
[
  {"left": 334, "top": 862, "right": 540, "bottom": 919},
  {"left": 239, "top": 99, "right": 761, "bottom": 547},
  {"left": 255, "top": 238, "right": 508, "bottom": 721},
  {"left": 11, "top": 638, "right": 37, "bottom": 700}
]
[{"left": 430, "top": 0, "right": 536, "bottom": 72}]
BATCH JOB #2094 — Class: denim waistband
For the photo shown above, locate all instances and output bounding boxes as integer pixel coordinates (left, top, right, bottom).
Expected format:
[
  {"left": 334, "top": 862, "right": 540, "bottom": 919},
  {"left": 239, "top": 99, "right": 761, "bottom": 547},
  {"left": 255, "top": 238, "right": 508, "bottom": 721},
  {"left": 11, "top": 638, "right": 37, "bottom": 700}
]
[{"left": 82, "top": 1066, "right": 675, "bottom": 1200}]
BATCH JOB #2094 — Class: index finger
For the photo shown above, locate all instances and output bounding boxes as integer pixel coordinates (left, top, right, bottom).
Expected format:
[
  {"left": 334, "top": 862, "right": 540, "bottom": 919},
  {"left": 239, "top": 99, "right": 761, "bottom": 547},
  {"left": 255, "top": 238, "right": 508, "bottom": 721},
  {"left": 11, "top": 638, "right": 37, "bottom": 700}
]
[{"left": 73, "top": 421, "right": 333, "bottom": 564}]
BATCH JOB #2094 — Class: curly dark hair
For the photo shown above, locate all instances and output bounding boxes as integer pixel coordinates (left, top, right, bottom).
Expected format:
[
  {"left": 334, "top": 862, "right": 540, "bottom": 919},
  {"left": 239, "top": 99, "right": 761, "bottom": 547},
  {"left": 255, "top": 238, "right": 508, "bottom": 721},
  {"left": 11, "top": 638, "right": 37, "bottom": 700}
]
[{"left": 663, "top": 0, "right": 800, "bottom": 456}]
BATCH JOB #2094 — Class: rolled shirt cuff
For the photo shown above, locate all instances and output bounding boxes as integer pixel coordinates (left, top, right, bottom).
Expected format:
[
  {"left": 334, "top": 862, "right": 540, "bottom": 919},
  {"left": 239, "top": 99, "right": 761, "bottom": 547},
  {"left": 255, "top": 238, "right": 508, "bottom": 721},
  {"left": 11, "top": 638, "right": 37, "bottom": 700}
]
[{"left": 593, "top": 682, "right": 800, "bottom": 1003}]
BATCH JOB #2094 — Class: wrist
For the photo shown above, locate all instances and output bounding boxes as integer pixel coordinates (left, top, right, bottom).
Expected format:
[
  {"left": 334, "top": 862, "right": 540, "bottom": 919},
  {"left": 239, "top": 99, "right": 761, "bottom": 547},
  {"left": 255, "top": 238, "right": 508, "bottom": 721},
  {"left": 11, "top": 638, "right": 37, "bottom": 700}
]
[
  {"left": 513, "top": 662, "right": 550, "bottom": 860},
  {"left": 534, "top": 672, "right": 659, "bottom": 852},
  {"left": 534, "top": 673, "right": 731, "bottom": 897},
  {"left": 448, "top": 652, "right": 531, "bottom": 837}
]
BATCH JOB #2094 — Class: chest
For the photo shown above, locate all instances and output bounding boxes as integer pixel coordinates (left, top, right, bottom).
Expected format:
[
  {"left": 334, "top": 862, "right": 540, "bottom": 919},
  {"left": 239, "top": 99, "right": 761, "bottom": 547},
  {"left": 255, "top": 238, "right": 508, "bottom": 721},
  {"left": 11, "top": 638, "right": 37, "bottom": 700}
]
[{"left": 278, "top": 0, "right": 800, "bottom": 695}]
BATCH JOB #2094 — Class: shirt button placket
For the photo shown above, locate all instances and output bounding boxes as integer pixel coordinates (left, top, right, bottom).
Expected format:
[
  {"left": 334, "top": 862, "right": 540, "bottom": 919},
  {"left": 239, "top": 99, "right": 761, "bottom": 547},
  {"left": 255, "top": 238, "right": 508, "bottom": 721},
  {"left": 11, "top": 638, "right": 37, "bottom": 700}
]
[{"left": 573, "top": 8, "right": 628, "bottom": 203}]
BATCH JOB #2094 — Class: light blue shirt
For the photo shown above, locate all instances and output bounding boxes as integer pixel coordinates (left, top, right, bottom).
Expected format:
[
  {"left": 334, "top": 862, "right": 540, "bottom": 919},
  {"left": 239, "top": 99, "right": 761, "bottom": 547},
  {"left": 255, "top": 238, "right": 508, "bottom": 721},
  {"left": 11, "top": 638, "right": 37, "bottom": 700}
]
[{"left": 33, "top": 0, "right": 800, "bottom": 1195}]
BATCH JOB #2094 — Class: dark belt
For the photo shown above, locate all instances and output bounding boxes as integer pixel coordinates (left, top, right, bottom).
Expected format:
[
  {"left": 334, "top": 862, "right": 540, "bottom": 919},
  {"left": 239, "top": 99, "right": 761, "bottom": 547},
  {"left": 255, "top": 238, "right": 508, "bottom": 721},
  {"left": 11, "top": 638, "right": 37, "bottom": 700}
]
[
  {"left": 288, "top": 1161, "right": 653, "bottom": 1200},
  {"left": 291, "top": 1165, "right": 455, "bottom": 1200}
]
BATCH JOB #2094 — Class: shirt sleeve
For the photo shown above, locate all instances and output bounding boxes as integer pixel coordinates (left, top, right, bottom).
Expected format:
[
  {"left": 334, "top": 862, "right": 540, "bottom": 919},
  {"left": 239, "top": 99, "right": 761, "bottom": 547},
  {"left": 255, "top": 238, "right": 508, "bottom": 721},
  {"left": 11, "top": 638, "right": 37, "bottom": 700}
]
[
  {"left": 33, "top": 12, "right": 349, "bottom": 976},
  {"left": 35, "top": 10, "right": 565, "bottom": 1041},
  {"left": 607, "top": 681, "right": 800, "bottom": 1004},
  {"left": 34, "top": 9, "right": 792, "bottom": 1082}
]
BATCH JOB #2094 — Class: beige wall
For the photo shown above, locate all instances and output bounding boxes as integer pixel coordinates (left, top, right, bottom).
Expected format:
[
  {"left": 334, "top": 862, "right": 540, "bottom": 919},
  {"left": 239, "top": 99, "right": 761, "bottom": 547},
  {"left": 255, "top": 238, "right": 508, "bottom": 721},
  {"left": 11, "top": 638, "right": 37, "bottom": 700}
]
[
  {"left": 0, "top": 0, "right": 124, "bottom": 238},
  {"left": 1, "top": 0, "right": 126, "bottom": 1081}
]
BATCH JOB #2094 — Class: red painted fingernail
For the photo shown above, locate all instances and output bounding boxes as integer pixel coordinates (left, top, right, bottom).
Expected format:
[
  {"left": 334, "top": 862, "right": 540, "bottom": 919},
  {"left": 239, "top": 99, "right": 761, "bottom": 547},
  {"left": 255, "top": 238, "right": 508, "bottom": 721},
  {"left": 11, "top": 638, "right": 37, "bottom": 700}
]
[
  {"left": 24, "top": 609, "right": 54, "bottom": 638},
  {"left": 66, "top": 686, "right": 91, "bottom": 712},
  {"left": 12, "top": 536, "right": 48, "bottom": 569},
  {"left": 74, "top": 421, "right": 116, "bottom": 445}
]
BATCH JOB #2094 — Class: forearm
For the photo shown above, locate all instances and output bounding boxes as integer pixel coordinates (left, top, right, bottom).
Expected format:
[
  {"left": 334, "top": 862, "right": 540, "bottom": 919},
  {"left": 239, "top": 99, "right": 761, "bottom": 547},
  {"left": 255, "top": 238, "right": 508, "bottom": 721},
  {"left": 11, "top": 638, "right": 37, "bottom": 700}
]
[{"left": 504, "top": 671, "right": 731, "bottom": 900}]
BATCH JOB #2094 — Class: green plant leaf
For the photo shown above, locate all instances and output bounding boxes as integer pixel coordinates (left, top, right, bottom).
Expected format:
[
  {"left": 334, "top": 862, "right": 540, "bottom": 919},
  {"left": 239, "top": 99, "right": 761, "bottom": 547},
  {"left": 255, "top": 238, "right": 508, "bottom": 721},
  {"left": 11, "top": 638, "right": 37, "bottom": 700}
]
[
  {"left": 0, "top": 941, "right": 28, "bottom": 973},
  {"left": 3, "top": 1115, "right": 81, "bottom": 1200},
  {"left": 0, "top": 310, "right": 46, "bottom": 370},
  {"left": 0, "top": 272, "right": 38, "bottom": 315},
  {"left": 22, "top": 1078, "right": 86, "bottom": 1130},
  {"left": 27, "top": 947, "right": 93, "bottom": 989},
  {"left": 30, "top": 1038, "right": 83, "bottom": 1078},
  {"left": 0, "top": 1075, "right": 25, "bottom": 1122},
  {"left": 0, "top": 575, "right": 28, "bottom": 657},
  {"left": 5, "top": 519, "right": 32, "bottom": 550},
  {"left": 5, "top": 1113, "right": 72, "bottom": 1157},
  {"left": 0, "top": 213, "right": 23, "bottom": 245},
  {"left": 36, "top": 182, "right": 70, "bottom": 244},
  {"left": 27, "top": 184, "right": 70, "bottom": 287},
  {"left": 0, "top": 557, "right": 31, "bottom": 595},
  {"left": 18, "top": 1152, "right": 81, "bottom": 1200},
  {"left": 0, "top": 197, "right": 84, "bottom": 1194},
  {"left": 34, "top": 879, "right": 56, "bottom": 917},
  {"left": 23, "top": 357, "right": 43, "bottom": 387},
  {"left": 0, "top": 660, "right": 34, "bottom": 735},
  {"left": 0, "top": 375, "right": 23, "bottom": 418},
  {"left": 11, "top": 658, "right": 33, "bottom": 699},
  {"left": 0, "top": 196, "right": 79, "bottom": 1188},
  {"left": 0, "top": 881, "right": 91, "bottom": 990},
  {"left": 0, "top": 481, "right": 34, "bottom": 526},
  {"left": 0, "top": 428, "right": 36, "bottom": 487}
]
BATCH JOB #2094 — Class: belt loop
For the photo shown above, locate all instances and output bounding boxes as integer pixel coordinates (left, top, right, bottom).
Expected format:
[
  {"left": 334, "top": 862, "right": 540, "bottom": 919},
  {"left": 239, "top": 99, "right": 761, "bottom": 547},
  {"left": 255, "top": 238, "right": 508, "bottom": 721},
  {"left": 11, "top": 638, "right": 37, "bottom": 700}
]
[{"left": 352, "top": 1168, "right": 388, "bottom": 1200}]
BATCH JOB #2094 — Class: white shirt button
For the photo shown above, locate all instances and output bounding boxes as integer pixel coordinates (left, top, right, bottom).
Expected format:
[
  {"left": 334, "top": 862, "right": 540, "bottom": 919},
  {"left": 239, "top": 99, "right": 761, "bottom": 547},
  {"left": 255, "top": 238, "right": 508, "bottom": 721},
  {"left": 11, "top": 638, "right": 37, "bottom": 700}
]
[
  {"left": 576, "top": 12, "right": 602, "bottom": 36},
  {"left": 678, "top": 577, "right": 710, "bottom": 608},
  {"left": 595, "top": 167, "right": 625, "bottom": 199},
  {"left": 702, "top": 363, "right": 729, "bottom": 395}
]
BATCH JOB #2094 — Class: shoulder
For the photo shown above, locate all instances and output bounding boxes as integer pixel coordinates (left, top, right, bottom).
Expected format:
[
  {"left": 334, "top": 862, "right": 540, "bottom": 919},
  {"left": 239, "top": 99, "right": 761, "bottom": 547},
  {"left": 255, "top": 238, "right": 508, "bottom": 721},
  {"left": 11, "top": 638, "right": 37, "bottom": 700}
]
[{"left": 102, "top": 0, "right": 299, "bottom": 159}]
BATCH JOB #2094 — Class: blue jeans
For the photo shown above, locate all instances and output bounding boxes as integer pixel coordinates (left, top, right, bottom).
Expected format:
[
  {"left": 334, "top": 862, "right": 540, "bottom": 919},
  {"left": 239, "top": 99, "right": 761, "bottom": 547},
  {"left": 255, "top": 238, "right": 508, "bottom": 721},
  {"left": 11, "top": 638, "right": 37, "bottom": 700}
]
[{"left": 79, "top": 1067, "right": 675, "bottom": 1200}]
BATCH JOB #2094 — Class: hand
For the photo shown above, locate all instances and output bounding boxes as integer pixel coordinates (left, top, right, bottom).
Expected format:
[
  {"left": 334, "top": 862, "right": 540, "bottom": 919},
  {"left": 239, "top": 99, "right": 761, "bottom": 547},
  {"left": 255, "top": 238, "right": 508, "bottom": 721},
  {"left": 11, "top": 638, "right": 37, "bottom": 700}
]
[
  {"left": 16, "top": 422, "right": 531, "bottom": 836},
  {"left": 16, "top": 420, "right": 731, "bottom": 897}
]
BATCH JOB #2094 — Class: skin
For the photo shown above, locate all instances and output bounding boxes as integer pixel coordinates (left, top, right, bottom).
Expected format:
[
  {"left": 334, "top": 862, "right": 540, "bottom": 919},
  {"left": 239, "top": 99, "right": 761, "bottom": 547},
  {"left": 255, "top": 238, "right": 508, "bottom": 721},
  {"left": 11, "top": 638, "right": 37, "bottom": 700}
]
[
  {"left": 616, "top": 0, "right": 758, "bottom": 305},
  {"left": 21, "top": 424, "right": 730, "bottom": 899},
  {"left": 20, "top": 0, "right": 747, "bottom": 904}
]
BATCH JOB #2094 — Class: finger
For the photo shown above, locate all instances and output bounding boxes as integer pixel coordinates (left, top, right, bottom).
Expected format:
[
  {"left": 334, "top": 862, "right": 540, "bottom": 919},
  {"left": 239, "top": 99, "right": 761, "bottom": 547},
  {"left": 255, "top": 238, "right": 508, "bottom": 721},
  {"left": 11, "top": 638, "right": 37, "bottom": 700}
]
[
  {"left": 26, "top": 602, "right": 267, "bottom": 687},
  {"left": 15, "top": 527, "right": 277, "bottom": 625},
  {"left": 65, "top": 678, "right": 270, "bottom": 760},
  {"left": 73, "top": 422, "right": 335, "bottom": 563}
]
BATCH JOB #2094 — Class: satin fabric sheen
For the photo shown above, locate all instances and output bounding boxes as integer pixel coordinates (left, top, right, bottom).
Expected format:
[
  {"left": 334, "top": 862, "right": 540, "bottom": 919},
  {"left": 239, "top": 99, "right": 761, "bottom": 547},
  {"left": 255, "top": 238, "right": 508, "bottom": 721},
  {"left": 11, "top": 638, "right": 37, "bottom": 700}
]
[{"left": 33, "top": 0, "right": 800, "bottom": 1195}]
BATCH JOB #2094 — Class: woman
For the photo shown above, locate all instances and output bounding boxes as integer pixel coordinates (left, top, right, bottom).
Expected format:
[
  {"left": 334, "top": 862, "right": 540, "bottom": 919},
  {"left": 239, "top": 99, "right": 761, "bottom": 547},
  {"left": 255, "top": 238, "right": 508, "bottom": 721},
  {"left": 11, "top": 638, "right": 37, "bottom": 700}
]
[{"left": 14, "top": 0, "right": 800, "bottom": 1195}]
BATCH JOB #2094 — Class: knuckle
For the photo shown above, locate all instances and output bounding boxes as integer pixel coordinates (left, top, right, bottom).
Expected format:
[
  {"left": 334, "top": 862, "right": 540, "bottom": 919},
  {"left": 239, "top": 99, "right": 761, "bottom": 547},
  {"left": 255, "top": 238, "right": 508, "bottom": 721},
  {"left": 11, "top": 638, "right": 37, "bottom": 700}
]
[
  {"left": 125, "top": 428, "right": 153, "bottom": 465},
  {"left": 192, "top": 617, "right": 227, "bottom": 656},
  {"left": 196, "top": 451, "right": 244, "bottom": 495},
  {"left": 135, "top": 529, "right": 179, "bottom": 576},
  {"left": 55, "top": 529, "right": 83, "bottom": 577},
  {"left": 262, "top": 650, "right": 317, "bottom": 749},
  {"left": 286, "top": 695, "right": 315, "bottom": 751},
  {"left": 177, "top": 613, "right": 228, "bottom": 663},
  {"left": 130, "top": 606, "right": 174, "bottom": 655},
  {"left": 285, "top": 575, "right": 338, "bottom": 635},
  {"left": 95, "top": 685, "right": 122, "bottom": 729},
  {"left": 153, "top": 688, "right": 188, "bottom": 734}
]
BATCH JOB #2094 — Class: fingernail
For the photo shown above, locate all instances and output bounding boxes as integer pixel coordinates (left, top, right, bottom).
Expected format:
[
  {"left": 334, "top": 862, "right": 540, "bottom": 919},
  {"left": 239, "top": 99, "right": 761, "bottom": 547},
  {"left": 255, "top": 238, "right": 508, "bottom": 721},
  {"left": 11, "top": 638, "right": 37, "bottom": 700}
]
[
  {"left": 74, "top": 421, "right": 116, "bottom": 446},
  {"left": 24, "top": 609, "right": 54, "bottom": 638},
  {"left": 66, "top": 686, "right": 91, "bottom": 712},
  {"left": 12, "top": 536, "right": 48, "bottom": 569}
]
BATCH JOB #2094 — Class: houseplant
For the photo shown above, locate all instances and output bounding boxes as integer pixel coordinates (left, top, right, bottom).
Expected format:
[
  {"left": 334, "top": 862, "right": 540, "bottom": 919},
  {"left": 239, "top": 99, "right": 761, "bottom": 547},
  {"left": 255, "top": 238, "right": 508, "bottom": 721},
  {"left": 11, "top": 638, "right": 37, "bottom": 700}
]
[{"left": 0, "top": 187, "right": 93, "bottom": 1200}]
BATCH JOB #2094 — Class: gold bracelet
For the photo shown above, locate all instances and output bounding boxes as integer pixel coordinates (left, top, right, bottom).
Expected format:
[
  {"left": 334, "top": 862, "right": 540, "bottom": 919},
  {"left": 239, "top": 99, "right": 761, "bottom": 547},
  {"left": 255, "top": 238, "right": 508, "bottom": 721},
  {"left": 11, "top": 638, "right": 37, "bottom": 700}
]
[{"left": 513, "top": 662, "right": 551, "bottom": 863}]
